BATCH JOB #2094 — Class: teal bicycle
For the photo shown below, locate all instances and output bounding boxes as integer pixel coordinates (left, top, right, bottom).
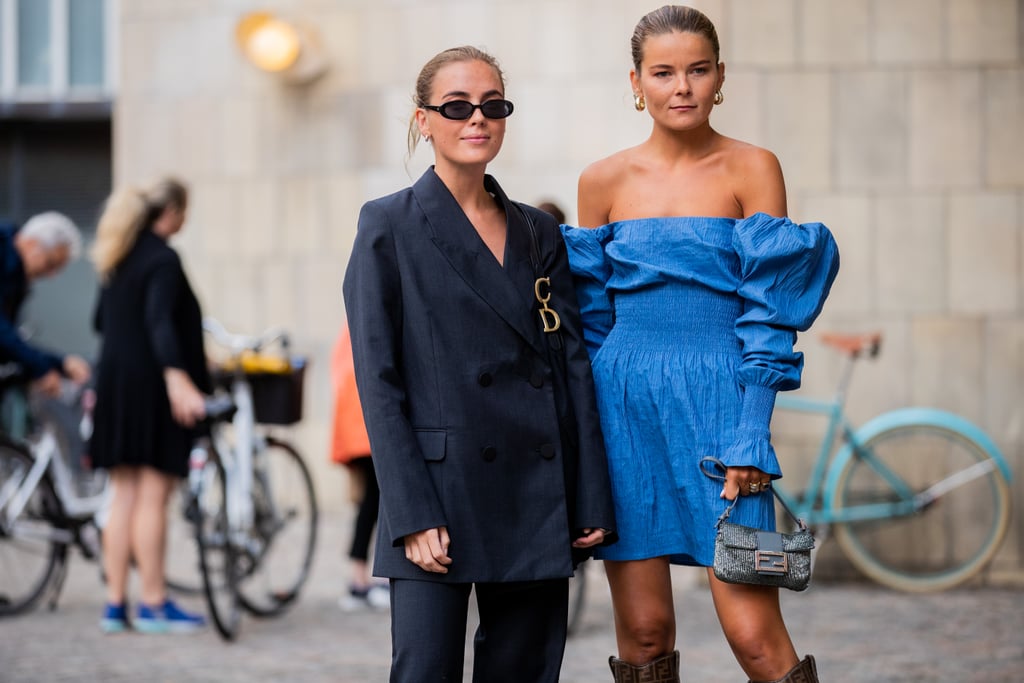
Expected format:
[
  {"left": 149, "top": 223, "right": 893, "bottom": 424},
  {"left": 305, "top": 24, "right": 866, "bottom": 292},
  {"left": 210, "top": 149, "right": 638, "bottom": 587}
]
[{"left": 772, "top": 332, "right": 1012, "bottom": 592}]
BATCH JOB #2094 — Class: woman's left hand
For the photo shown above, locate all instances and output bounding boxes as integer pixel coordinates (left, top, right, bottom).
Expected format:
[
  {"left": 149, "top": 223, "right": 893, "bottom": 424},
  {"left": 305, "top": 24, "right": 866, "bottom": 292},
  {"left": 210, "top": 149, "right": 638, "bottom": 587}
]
[
  {"left": 572, "top": 528, "right": 607, "bottom": 548},
  {"left": 721, "top": 466, "right": 772, "bottom": 500}
]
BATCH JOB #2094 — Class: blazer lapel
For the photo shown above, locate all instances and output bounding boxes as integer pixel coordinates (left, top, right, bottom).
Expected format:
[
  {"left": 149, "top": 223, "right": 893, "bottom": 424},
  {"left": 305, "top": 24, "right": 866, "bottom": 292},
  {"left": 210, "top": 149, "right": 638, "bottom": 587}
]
[{"left": 413, "top": 169, "right": 546, "bottom": 356}]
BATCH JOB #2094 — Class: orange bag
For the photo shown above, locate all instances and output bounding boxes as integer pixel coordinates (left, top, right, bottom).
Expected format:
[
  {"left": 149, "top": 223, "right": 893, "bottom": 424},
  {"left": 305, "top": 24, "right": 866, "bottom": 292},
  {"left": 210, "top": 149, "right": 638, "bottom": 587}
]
[{"left": 329, "top": 325, "right": 371, "bottom": 464}]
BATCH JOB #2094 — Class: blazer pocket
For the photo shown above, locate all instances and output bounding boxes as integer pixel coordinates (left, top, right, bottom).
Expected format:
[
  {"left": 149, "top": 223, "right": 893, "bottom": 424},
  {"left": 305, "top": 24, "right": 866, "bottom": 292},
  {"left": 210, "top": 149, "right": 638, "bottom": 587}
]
[{"left": 414, "top": 429, "right": 447, "bottom": 462}]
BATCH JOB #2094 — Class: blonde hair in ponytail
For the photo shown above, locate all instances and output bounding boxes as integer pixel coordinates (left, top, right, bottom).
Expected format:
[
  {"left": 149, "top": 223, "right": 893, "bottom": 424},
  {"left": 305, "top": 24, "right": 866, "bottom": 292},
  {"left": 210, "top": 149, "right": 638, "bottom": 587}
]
[
  {"left": 91, "top": 177, "right": 188, "bottom": 282},
  {"left": 91, "top": 187, "right": 147, "bottom": 282}
]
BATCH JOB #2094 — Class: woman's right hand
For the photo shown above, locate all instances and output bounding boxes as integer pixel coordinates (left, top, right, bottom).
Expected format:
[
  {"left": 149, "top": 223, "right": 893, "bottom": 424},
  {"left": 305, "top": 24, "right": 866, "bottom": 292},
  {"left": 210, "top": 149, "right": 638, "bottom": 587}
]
[
  {"left": 62, "top": 355, "right": 92, "bottom": 384},
  {"left": 164, "top": 367, "right": 206, "bottom": 428},
  {"left": 404, "top": 527, "right": 452, "bottom": 574},
  {"left": 721, "top": 465, "right": 773, "bottom": 500}
]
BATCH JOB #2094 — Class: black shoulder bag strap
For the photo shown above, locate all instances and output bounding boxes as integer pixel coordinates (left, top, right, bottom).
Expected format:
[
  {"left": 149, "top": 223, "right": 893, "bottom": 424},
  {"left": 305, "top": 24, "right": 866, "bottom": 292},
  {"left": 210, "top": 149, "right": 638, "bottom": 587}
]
[{"left": 515, "top": 201, "right": 564, "bottom": 352}]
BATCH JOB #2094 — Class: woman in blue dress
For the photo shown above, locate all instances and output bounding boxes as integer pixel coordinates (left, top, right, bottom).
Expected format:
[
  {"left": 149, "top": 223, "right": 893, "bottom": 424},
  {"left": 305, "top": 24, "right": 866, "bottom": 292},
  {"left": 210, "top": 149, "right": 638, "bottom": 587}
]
[{"left": 564, "top": 6, "right": 839, "bottom": 683}]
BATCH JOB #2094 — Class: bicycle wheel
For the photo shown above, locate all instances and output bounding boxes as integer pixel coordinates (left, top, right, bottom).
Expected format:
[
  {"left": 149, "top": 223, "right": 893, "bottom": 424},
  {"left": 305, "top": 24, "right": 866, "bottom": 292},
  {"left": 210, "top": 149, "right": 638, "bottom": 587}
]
[
  {"left": 193, "top": 451, "right": 241, "bottom": 639},
  {"left": 236, "top": 438, "right": 317, "bottom": 617},
  {"left": 832, "top": 423, "right": 1011, "bottom": 592},
  {"left": 0, "top": 442, "right": 64, "bottom": 616}
]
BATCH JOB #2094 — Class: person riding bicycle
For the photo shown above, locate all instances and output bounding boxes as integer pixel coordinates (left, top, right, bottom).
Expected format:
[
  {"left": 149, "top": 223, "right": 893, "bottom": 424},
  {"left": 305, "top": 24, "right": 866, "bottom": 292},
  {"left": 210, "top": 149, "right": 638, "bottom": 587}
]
[{"left": 0, "top": 212, "right": 91, "bottom": 434}]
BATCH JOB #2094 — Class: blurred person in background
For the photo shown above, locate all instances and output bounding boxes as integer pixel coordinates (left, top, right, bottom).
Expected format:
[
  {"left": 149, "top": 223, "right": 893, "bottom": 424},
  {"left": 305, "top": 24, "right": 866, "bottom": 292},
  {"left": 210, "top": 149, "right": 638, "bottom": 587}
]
[
  {"left": 89, "top": 177, "right": 209, "bottom": 634},
  {"left": 0, "top": 211, "right": 91, "bottom": 416},
  {"left": 536, "top": 201, "right": 566, "bottom": 226},
  {"left": 330, "top": 323, "right": 389, "bottom": 611}
]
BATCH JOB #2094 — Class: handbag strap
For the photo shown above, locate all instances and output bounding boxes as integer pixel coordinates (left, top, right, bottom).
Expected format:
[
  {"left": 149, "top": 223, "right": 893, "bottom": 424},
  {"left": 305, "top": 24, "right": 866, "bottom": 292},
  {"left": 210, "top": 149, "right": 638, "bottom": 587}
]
[
  {"left": 514, "top": 201, "right": 565, "bottom": 352},
  {"left": 514, "top": 201, "right": 543, "bottom": 274},
  {"left": 699, "top": 456, "right": 808, "bottom": 531}
]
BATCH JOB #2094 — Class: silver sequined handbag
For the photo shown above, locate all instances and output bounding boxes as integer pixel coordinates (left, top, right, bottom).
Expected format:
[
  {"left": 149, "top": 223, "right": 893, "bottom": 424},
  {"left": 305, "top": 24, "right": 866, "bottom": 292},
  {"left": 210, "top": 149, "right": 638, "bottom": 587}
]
[{"left": 702, "top": 457, "right": 815, "bottom": 592}]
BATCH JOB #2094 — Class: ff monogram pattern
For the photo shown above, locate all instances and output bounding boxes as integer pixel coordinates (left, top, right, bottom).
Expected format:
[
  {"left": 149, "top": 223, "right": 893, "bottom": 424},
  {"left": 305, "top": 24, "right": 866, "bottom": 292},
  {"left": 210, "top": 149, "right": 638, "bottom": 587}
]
[{"left": 608, "top": 651, "right": 680, "bottom": 683}]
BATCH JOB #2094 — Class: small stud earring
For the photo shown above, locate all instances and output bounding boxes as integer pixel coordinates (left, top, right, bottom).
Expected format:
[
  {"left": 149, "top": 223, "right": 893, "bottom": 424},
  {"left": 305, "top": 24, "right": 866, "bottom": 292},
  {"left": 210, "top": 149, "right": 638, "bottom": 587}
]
[{"left": 633, "top": 93, "right": 646, "bottom": 112}]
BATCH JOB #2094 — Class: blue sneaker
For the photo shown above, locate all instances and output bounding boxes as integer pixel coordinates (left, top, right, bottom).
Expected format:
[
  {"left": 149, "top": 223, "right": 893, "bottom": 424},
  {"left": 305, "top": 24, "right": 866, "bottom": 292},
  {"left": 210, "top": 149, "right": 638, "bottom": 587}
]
[
  {"left": 135, "top": 599, "right": 206, "bottom": 634},
  {"left": 100, "top": 602, "right": 130, "bottom": 634}
]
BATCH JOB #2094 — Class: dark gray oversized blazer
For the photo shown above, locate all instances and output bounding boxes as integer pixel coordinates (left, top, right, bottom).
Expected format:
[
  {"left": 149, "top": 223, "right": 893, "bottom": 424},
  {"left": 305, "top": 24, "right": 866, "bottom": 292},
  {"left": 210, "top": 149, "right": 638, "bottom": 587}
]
[{"left": 343, "top": 168, "right": 616, "bottom": 583}]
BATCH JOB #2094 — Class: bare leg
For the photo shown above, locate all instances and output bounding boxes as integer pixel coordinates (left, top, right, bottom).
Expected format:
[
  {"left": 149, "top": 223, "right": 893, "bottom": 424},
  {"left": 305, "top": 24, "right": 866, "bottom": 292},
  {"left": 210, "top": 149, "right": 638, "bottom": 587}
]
[
  {"left": 132, "top": 467, "right": 176, "bottom": 606},
  {"left": 103, "top": 467, "right": 140, "bottom": 605},
  {"left": 604, "top": 558, "right": 676, "bottom": 664},
  {"left": 707, "top": 568, "right": 799, "bottom": 681}
]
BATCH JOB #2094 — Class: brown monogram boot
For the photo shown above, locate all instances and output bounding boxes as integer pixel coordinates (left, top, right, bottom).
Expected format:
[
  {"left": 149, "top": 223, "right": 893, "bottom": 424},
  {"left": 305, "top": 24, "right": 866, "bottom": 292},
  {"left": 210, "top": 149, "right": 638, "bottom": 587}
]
[
  {"left": 750, "top": 655, "right": 819, "bottom": 683},
  {"left": 608, "top": 650, "right": 680, "bottom": 682}
]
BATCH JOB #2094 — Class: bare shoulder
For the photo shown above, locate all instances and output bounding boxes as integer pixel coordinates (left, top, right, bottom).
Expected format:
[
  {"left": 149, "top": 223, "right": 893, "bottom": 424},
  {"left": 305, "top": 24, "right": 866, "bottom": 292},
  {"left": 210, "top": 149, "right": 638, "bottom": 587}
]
[
  {"left": 719, "top": 138, "right": 782, "bottom": 178},
  {"left": 717, "top": 137, "right": 786, "bottom": 216},
  {"left": 577, "top": 148, "right": 637, "bottom": 228},
  {"left": 578, "top": 149, "right": 633, "bottom": 194}
]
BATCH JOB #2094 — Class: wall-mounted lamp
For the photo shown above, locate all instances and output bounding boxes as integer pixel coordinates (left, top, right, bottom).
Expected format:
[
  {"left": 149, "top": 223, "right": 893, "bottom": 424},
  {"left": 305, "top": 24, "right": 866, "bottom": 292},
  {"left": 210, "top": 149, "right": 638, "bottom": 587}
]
[{"left": 235, "top": 12, "right": 328, "bottom": 84}]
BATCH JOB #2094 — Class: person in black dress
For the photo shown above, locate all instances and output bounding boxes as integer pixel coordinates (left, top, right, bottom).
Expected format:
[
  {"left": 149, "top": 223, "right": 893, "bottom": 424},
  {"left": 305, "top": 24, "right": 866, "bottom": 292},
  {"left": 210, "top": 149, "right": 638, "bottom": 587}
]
[{"left": 89, "top": 178, "right": 209, "bottom": 634}]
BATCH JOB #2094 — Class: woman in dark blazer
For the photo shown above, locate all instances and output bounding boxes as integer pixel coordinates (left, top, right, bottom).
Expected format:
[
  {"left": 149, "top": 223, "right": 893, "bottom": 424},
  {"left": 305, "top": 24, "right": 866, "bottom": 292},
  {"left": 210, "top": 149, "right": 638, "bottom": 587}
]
[
  {"left": 90, "top": 178, "right": 209, "bottom": 634},
  {"left": 343, "top": 46, "right": 615, "bottom": 683}
]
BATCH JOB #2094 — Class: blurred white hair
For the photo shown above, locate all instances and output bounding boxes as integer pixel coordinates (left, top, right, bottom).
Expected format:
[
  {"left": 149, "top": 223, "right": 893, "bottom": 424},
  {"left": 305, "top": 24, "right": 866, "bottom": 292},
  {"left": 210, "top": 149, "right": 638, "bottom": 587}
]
[{"left": 19, "top": 211, "right": 81, "bottom": 260}]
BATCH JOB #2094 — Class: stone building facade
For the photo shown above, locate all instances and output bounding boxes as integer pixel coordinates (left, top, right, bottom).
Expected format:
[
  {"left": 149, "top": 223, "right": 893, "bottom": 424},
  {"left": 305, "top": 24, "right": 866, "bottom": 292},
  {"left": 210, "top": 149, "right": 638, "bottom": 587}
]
[{"left": 115, "top": 0, "right": 1024, "bottom": 581}]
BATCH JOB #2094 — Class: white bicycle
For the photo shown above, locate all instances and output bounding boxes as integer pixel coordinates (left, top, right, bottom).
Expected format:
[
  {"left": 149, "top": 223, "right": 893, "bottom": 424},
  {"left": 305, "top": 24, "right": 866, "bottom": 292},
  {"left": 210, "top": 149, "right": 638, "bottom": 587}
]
[
  {"left": 0, "top": 372, "right": 208, "bottom": 616},
  {"left": 190, "top": 318, "right": 318, "bottom": 640},
  {"left": 0, "top": 378, "right": 107, "bottom": 615}
]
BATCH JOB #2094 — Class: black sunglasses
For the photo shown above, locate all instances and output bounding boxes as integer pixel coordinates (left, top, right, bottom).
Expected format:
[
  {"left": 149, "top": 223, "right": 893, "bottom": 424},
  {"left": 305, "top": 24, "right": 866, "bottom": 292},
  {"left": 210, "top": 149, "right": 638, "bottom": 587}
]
[{"left": 422, "top": 99, "right": 515, "bottom": 120}]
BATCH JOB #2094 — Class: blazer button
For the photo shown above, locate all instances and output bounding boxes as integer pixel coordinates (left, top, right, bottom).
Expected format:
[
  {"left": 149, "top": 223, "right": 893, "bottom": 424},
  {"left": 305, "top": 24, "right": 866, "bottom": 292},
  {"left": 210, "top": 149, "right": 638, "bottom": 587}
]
[
  {"left": 478, "top": 372, "right": 493, "bottom": 387},
  {"left": 539, "top": 443, "right": 556, "bottom": 460},
  {"left": 481, "top": 446, "right": 497, "bottom": 462},
  {"left": 529, "top": 371, "right": 544, "bottom": 388}
]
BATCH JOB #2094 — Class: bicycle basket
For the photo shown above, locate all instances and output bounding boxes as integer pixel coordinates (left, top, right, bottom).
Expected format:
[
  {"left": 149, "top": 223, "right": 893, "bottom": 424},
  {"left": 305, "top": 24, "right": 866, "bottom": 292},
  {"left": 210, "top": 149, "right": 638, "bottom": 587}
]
[
  {"left": 251, "top": 361, "right": 305, "bottom": 425},
  {"left": 213, "top": 357, "right": 307, "bottom": 425}
]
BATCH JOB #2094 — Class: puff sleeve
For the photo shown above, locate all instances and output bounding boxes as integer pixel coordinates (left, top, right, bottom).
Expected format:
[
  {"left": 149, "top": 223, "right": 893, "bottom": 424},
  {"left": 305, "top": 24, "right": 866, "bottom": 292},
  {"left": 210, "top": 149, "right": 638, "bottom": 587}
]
[
  {"left": 723, "top": 213, "right": 840, "bottom": 476},
  {"left": 560, "top": 224, "right": 615, "bottom": 359}
]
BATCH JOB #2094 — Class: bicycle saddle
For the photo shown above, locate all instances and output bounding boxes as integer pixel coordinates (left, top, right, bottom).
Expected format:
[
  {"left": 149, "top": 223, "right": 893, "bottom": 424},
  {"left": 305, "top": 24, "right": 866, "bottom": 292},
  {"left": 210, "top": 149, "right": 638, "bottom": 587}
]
[{"left": 819, "top": 331, "right": 882, "bottom": 358}]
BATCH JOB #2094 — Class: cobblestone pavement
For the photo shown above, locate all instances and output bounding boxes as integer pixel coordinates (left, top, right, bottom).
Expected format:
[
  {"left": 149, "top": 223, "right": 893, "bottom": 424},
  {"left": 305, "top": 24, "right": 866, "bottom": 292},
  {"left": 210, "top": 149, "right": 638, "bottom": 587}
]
[{"left": 1, "top": 516, "right": 1022, "bottom": 682}]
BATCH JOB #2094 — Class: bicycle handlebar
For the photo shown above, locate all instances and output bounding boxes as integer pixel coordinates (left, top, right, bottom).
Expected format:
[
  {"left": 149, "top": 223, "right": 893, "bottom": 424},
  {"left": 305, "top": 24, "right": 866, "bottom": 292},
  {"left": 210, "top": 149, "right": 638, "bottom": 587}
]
[
  {"left": 202, "top": 394, "right": 237, "bottom": 425},
  {"left": 202, "top": 317, "right": 290, "bottom": 355}
]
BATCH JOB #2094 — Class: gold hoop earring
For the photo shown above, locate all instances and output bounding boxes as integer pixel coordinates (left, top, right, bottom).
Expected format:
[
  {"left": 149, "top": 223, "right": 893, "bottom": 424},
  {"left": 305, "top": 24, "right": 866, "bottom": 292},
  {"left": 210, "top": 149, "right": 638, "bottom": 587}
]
[
  {"left": 714, "top": 90, "right": 724, "bottom": 105},
  {"left": 633, "top": 93, "right": 646, "bottom": 112}
]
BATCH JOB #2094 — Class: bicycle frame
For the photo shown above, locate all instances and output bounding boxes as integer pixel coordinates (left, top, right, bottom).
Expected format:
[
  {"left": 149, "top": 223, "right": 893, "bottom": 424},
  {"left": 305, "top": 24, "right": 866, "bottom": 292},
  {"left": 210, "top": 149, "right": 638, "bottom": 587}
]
[
  {"left": 773, "top": 394, "right": 923, "bottom": 527},
  {"left": 42, "top": 424, "right": 108, "bottom": 521},
  {"left": 773, "top": 353, "right": 1013, "bottom": 530},
  {"left": 202, "top": 318, "right": 288, "bottom": 551},
  {"left": 215, "top": 374, "right": 258, "bottom": 537},
  {"left": 0, "top": 431, "right": 88, "bottom": 545},
  {"left": 771, "top": 392, "right": 847, "bottom": 527},
  {"left": 821, "top": 407, "right": 1012, "bottom": 514}
]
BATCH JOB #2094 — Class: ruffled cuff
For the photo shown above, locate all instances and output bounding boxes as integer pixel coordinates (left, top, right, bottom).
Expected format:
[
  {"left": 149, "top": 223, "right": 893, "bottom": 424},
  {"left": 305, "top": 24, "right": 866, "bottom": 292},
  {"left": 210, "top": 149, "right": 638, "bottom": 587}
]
[
  {"left": 720, "top": 385, "right": 782, "bottom": 477},
  {"left": 720, "top": 435, "right": 782, "bottom": 478}
]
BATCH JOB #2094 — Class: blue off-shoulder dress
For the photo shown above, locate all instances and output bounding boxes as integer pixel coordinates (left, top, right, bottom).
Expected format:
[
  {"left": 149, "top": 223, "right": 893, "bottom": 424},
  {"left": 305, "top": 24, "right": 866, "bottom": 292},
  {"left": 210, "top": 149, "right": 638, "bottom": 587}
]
[{"left": 561, "top": 213, "right": 839, "bottom": 566}]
